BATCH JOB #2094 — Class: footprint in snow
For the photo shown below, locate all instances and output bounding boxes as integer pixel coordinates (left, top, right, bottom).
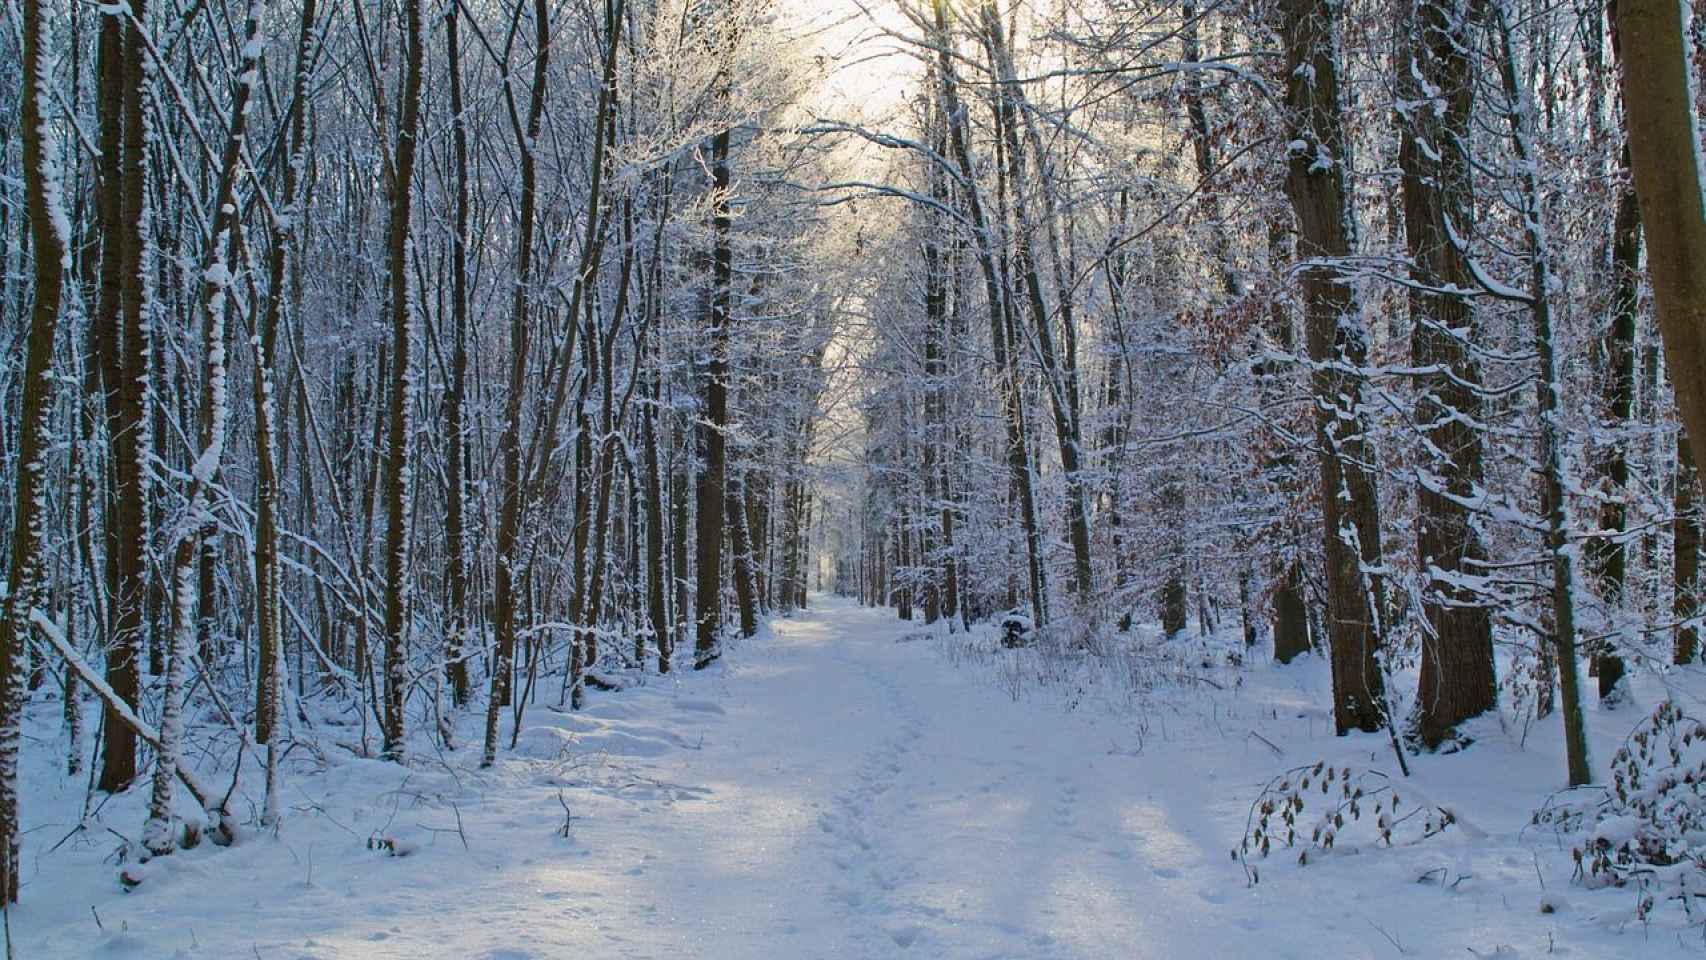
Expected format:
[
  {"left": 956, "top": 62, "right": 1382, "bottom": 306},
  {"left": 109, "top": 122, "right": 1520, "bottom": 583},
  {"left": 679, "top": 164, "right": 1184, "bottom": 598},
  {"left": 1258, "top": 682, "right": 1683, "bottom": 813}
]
[{"left": 886, "top": 924, "right": 926, "bottom": 948}]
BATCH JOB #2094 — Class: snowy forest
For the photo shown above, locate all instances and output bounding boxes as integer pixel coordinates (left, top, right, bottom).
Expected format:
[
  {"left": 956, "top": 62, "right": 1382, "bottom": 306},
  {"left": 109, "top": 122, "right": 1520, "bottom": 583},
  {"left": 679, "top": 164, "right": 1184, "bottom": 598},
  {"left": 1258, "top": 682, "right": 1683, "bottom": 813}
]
[{"left": 8, "top": 0, "right": 1706, "bottom": 955}]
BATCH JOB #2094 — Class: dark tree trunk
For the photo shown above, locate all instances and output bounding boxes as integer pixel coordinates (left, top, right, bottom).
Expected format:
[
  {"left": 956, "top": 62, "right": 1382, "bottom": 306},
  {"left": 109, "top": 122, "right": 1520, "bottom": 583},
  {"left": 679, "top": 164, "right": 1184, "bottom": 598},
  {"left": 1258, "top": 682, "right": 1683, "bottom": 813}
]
[
  {"left": 695, "top": 125, "right": 733, "bottom": 669},
  {"left": 1399, "top": 0, "right": 1497, "bottom": 746},
  {"left": 444, "top": 0, "right": 473, "bottom": 708},
  {"left": 1678, "top": 429, "right": 1701, "bottom": 664},
  {"left": 1279, "top": 0, "right": 1387, "bottom": 734},
  {"left": 380, "top": 0, "right": 427, "bottom": 760},
  {"left": 6, "top": 0, "right": 71, "bottom": 896},
  {"left": 1590, "top": 4, "right": 1641, "bottom": 698}
]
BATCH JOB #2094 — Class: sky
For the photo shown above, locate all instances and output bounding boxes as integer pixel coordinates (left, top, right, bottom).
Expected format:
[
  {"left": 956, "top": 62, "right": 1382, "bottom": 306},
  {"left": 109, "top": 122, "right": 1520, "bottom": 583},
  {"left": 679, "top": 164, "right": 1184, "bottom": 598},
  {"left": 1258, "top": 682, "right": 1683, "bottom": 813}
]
[{"left": 782, "top": 0, "right": 924, "bottom": 122}]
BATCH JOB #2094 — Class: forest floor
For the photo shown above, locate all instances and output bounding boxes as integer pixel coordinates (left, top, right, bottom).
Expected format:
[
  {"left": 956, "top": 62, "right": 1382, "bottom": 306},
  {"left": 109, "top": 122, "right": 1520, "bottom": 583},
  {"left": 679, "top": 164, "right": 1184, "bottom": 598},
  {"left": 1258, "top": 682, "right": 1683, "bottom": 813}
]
[{"left": 12, "top": 595, "right": 1703, "bottom": 958}]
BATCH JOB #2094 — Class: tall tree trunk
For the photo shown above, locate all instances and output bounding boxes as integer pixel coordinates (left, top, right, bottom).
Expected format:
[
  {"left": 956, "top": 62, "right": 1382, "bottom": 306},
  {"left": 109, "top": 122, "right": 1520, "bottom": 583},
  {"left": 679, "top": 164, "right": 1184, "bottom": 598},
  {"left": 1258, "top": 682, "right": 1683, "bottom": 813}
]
[
  {"left": 1279, "top": 0, "right": 1387, "bottom": 734},
  {"left": 5, "top": 0, "right": 71, "bottom": 896},
  {"left": 645, "top": 359, "right": 671, "bottom": 670},
  {"left": 982, "top": 4, "right": 1093, "bottom": 601},
  {"left": 101, "top": 0, "right": 156, "bottom": 794},
  {"left": 1590, "top": 10, "right": 1645, "bottom": 698},
  {"left": 147, "top": 2, "right": 258, "bottom": 855},
  {"left": 931, "top": 0, "right": 1048, "bottom": 627},
  {"left": 444, "top": 0, "right": 473, "bottom": 708},
  {"left": 254, "top": 0, "right": 320, "bottom": 825},
  {"left": 695, "top": 124, "right": 734, "bottom": 669},
  {"left": 1399, "top": 0, "right": 1496, "bottom": 746},
  {"left": 380, "top": 0, "right": 427, "bottom": 760},
  {"left": 1615, "top": 0, "right": 1706, "bottom": 482},
  {"left": 484, "top": 0, "right": 551, "bottom": 765},
  {"left": 1494, "top": 1, "right": 1592, "bottom": 785}
]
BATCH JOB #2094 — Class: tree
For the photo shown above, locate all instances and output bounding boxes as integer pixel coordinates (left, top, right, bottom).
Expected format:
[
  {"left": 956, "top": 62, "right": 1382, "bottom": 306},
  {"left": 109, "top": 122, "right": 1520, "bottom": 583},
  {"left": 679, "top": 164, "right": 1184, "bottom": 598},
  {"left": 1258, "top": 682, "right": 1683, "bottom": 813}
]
[
  {"left": 380, "top": 0, "right": 428, "bottom": 761},
  {"left": 1615, "top": 0, "right": 1706, "bottom": 484},
  {"left": 1398, "top": 0, "right": 1497, "bottom": 746},
  {"left": 3, "top": 0, "right": 71, "bottom": 898},
  {"left": 1279, "top": 0, "right": 1388, "bottom": 735}
]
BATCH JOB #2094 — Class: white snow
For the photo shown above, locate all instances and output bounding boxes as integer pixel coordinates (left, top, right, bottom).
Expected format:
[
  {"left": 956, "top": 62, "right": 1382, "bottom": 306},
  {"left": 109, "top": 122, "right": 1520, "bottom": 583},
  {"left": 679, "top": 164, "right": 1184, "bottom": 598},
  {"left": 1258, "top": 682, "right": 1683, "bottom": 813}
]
[{"left": 8, "top": 597, "right": 1694, "bottom": 957}]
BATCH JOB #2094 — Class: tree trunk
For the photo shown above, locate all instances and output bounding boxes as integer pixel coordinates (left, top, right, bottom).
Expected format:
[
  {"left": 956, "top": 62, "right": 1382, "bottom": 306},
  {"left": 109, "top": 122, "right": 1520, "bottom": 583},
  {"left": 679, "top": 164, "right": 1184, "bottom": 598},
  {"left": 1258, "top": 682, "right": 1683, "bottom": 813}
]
[
  {"left": 101, "top": 0, "right": 156, "bottom": 795},
  {"left": 380, "top": 0, "right": 427, "bottom": 760},
  {"left": 4, "top": 0, "right": 71, "bottom": 896},
  {"left": 484, "top": 0, "right": 551, "bottom": 764},
  {"left": 1399, "top": 0, "right": 1496, "bottom": 746},
  {"left": 931, "top": 0, "right": 1048, "bottom": 627},
  {"left": 444, "top": 0, "right": 473, "bottom": 708},
  {"left": 1678, "top": 428, "right": 1701, "bottom": 664},
  {"left": 253, "top": 0, "right": 320, "bottom": 824},
  {"left": 1279, "top": 0, "right": 1387, "bottom": 734},
  {"left": 1493, "top": 1, "right": 1592, "bottom": 785},
  {"left": 146, "top": 1, "right": 258, "bottom": 854},
  {"left": 696, "top": 124, "right": 734, "bottom": 669},
  {"left": 1615, "top": 0, "right": 1706, "bottom": 490}
]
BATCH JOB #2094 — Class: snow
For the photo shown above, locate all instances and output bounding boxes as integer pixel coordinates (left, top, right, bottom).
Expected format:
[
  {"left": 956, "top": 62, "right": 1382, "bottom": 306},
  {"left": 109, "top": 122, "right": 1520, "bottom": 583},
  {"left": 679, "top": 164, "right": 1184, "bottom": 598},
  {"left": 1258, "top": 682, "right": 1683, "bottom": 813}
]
[{"left": 9, "top": 597, "right": 1698, "bottom": 957}]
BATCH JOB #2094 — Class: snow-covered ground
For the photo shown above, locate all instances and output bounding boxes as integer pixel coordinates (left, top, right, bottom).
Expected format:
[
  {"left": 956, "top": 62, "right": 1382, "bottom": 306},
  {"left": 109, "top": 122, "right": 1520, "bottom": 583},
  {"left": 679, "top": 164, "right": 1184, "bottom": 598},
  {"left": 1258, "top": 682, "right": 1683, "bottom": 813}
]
[{"left": 12, "top": 596, "right": 1700, "bottom": 957}]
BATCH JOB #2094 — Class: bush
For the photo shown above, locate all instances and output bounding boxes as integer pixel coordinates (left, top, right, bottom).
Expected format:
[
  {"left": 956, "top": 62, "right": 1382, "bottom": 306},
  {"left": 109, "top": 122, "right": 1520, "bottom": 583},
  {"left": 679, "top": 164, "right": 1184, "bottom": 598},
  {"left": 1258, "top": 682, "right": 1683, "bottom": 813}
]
[
  {"left": 1533, "top": 700, "right": 1706, "bottom": 922},
  {"left": 1236, "top": 761, "right": 1454, "bottom": 884}
]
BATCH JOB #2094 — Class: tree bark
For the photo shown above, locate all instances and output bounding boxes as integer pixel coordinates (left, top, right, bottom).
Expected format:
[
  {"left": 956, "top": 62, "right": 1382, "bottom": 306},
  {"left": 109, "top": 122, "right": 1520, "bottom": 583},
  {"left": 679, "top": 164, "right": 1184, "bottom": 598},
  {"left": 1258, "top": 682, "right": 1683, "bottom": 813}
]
[
  {"left": 485, "top": 0, "right": 552, "bottom": 764},
  {"left": 380, "top": 0, "right": 427, "bottom": 760},
  {"left": 1279, "top": 0, "right": 1387, "bottom": 734},
  {"left": 1493, "top": 1, "right": 1592, "bottom": 785},
  {"left": 1678, "top": 428, "right": 1701, "bottom": 664},
  {"left": 5, "top": 0, "right": 71, "bottom": 896},
  {"left": 695, "top": 123, "right": 734, "bottom": 669},
  {"left": 1615, "top": 0, "right": 1706, "bottom": 492},
  {"left": 444, "top": 0, "right": 473, "bottom": 708},
  {"left": 1399, "top": 0, "right": 1496, "bottom": 746}
]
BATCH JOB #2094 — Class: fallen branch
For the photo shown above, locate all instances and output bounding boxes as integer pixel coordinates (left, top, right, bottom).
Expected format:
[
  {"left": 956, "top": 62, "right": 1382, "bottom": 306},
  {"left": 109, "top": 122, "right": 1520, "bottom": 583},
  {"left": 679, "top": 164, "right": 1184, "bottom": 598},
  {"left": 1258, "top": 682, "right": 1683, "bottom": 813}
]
[{"left": 31, "top": 609, "right": 236, "bottom": 844}]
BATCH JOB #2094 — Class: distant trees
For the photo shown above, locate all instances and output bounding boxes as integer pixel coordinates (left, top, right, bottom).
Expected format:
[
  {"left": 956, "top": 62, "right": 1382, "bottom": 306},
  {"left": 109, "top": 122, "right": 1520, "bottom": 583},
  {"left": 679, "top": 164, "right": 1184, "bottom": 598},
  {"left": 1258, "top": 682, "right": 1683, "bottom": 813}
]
[{"left": 830, "top": 0, "right": 1701, "bottom": 787}]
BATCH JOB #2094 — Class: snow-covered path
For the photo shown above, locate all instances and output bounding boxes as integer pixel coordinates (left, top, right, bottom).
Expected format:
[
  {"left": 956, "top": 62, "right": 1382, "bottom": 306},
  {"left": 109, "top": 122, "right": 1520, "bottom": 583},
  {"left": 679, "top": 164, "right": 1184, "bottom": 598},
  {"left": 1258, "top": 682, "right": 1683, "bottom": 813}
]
[
  {"left": 25, "top": 595, "right": 1656, "bottom": 958},
  {"left": 465, "top": 595, "right": 1242, "bottom": 960}
]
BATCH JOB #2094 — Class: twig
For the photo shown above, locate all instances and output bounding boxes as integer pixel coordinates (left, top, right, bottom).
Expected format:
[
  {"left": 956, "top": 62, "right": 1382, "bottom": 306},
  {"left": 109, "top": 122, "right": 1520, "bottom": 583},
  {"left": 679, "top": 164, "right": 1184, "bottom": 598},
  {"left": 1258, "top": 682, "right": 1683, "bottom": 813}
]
[
  {"left": 557, "top": 790, "right": 574, "bottom": 838},
  {"left": 1247, "top": 730, "right": 1285, "bottom": 757},
  {"left": 1368, "top": 919, "right": 1408, "bottom": 955}
]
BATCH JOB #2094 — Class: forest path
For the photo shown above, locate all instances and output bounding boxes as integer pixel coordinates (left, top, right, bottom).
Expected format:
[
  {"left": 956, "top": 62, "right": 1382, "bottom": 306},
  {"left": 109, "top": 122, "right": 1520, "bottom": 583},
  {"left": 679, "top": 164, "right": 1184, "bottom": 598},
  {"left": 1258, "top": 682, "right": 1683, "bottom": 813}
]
[
  {"left": 36, "top": 596, "right": 1575, "bottom": 959},
  {"left": 463, "top": 594, "right": 1246, "bottom": 960}
]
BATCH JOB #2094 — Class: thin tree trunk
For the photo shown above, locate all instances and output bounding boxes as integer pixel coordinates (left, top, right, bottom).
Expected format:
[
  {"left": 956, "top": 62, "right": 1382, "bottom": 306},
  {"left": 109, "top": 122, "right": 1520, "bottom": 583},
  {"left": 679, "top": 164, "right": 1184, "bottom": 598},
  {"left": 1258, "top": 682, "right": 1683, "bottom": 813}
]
[
  {"left": 931, "top": 0, "right": 1048, "bottom": 627},
  {"left": 380, "top": 0, "right": 427, "bottom": 760},
  {"left": 1493, "top": 1, "right": 1591, "bottom": 785},
  {"left": 5, "top": 0, "right": 71, "bottom": 896},
  {"left": 695, "top": 123, "right": 734, "bottom": 669},
  {"left": 485, "top": 0, "right": 552, "bottom": 765},
  {"left": 146, "top": 2, "right": 259, "bottom": 854},
  {"left": 1677, "top": 428, "right": 1701, "bottom": 663},
  {"left": 444, "top": 0, "right": 473, "bottom": 708}
]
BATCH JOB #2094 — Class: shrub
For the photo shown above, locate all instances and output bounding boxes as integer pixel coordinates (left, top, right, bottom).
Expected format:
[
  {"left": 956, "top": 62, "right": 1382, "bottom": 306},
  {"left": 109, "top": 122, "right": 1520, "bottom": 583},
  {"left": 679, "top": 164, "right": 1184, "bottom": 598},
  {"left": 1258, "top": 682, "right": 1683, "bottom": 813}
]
[{"left": 1236, "top": 761, "right": 1454, "bottom": 884}]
